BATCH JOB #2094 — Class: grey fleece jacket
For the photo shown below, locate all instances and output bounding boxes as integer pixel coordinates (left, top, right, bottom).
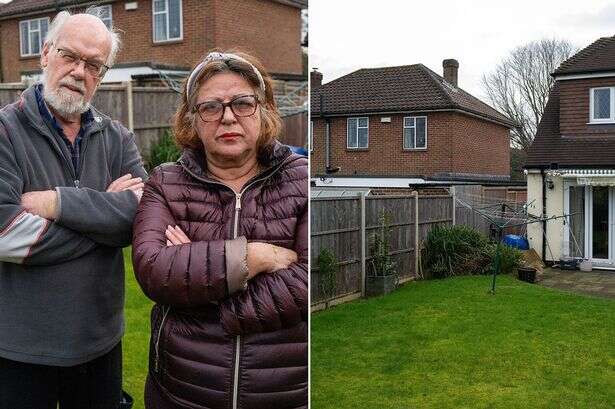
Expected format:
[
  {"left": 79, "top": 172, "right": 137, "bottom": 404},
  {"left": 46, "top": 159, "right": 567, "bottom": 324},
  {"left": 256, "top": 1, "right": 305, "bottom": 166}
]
[{"left": 0, "top": 84, "right": 147, "bottom": 366}]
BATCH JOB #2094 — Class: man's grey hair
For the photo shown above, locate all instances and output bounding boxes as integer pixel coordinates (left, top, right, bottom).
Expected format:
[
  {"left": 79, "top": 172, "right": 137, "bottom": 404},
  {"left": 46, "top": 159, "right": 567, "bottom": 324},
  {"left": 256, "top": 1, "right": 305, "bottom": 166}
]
[{"left": 44, "top": 7, "right": 122, "bottom": 66}]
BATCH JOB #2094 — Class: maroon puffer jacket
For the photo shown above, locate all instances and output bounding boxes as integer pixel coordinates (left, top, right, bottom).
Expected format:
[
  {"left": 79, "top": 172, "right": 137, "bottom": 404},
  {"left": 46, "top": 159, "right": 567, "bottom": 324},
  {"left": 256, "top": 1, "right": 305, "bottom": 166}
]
[{"left": 132, "top": 142, "right": 308, "bottom": 409}]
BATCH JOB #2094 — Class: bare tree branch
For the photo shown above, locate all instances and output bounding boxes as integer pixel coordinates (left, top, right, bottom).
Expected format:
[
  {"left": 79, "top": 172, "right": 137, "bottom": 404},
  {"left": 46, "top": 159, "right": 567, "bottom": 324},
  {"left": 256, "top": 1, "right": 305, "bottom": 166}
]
[{"left": 482, "top": 39, "right": 575, "bottom": 150}]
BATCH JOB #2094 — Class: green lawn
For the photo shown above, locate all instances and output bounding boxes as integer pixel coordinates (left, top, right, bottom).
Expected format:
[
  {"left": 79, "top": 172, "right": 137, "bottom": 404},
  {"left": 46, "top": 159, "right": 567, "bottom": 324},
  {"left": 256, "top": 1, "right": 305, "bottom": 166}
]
[
  {"left": 311, "top": 275, "right": 615, "bottom": 409},
  {"left": 123, "top": 247, "right": 153, "bottom": 409}
]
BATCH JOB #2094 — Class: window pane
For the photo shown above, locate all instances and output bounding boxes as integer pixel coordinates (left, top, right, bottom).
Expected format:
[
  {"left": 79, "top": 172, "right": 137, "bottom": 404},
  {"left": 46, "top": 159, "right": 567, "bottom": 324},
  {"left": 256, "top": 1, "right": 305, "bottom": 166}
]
[
  {"left": 20, "top": 22, "right": 29, "bottom": 55},
  {"left": 154, "top": 0, "right": 166, "bottom": 12},
  {"left": 30, "top": 31, "right": 40, "bottom": 54},
  {"left": 594, "top": 89, "right": 611, "bottom": 119},
  {"left": 416, "top": 117, "right": 426, "bottom": 148},
  {"left": 358, "top": 117, "right": 367, "bottom": 127},
  {"left": 404, "top": 127, "right": 415, "bottom": 149},
  {"left": 154, "top": 14, "right": 167, "bottom": 41},
  {"left": 404, "top": 117, "right": 413, "bottom": 127},
  {"left": 40, "top": 19, "right": 48, "bottom": 43},
  {"left": 348, "top": 119, "right": 357, "bottom": 147},
  {"left": 168, "top": 0, "right": 181, "bottom": 39},
  {"left": 30, "top": 19, "right": 39, "bottom": 31},
  {"left": 358, "top": 128, "right": 368, "bottom": 148}
]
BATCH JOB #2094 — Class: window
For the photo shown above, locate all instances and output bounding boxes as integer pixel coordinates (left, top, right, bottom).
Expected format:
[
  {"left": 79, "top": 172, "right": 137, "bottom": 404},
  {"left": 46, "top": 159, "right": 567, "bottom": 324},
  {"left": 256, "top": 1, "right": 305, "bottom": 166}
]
[
  {"left": 92, "top": 5, "right": 113, "bottom": 29},
  {"left": 153, "top": 0, "right": 183, "bottom": 42},
  {"left": 590, "top": 87, "right": 615, "bottom": 123},
  {"left": 403, "top": 116, "right": 427, "bottom": 149},
  {"left": 347, "top": 117, "right": 368, "bottom": 148},
  {"left": 20, "top": 18, "right": 49, "bottom": 57}
]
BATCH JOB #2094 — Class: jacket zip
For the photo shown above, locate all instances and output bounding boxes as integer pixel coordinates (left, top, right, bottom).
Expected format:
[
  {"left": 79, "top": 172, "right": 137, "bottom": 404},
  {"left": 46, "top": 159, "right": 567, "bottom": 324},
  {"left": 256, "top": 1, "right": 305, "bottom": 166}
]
[
  {"left": 154, "top": 305, "right": 171, "bottom": 373},
  {"left": 179, "top": 156, "right": 294, "bottom": 409}
]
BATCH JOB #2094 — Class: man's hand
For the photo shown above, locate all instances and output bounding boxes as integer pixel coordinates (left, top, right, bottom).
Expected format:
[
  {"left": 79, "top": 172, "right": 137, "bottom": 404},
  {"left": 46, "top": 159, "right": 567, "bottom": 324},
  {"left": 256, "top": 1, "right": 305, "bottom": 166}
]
[
  {"left": 107, "top": 174, "right": 144, "bottom": 202},
  {"left": 21, "top": 190, "right": 59, "bottom": 220}
]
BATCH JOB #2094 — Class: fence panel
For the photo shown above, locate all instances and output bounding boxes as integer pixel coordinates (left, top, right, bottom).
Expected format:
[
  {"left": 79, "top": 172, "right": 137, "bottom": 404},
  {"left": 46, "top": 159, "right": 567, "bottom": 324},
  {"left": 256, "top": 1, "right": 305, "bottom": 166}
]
[{"left": 310, "top": 197, "right": 362, "bottom": 302}]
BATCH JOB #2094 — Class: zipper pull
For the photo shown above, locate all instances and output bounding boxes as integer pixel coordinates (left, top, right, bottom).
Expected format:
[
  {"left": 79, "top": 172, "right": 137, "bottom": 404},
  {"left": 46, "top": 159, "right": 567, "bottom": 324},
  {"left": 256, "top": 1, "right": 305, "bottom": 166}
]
[
  {"left": 74, "top": 179, "right": 80, "bottom": 188},
  {"left": 235, "top": 193, "right": 242, "bottom": 210}
]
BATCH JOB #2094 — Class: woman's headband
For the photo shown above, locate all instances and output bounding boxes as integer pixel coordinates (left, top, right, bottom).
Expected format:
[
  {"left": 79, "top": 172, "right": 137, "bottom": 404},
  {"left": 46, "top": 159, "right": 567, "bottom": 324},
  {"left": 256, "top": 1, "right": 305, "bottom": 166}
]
[{"left": 186, "top": 52, "right": 266, "bottom": 100}]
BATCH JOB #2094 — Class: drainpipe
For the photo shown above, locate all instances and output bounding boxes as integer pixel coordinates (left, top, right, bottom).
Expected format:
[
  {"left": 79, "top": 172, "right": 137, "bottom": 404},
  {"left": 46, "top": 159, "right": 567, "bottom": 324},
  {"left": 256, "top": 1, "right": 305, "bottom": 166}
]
[{"left": 541, "top": 168, "right": 547, "bottom": 263}]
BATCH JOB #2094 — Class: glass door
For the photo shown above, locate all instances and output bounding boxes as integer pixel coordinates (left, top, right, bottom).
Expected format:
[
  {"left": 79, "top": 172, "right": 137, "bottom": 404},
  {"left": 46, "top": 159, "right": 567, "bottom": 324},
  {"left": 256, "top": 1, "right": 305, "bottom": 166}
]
[{"left": 589, "top": 186, "right": 612, "bottom": 264}]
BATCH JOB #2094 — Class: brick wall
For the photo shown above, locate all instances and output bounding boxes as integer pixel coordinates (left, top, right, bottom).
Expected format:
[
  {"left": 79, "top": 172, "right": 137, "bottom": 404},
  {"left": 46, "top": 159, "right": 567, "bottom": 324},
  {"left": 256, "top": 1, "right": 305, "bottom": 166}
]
[
  {"left": 311, "top": 112, "right": 510, "bottom": 179},
  {"left": 0, "top": 0, "right": 302, "bottom": 82},
  {"left": 559, "top": 77, "right": 615, "bottom": 136}
]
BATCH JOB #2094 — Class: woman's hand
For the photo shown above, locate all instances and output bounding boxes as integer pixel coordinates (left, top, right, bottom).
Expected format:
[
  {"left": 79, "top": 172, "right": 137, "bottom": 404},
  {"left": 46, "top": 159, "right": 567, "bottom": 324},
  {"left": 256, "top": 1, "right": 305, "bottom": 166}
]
[
  {"left": 246, "top": 242, "right": 297, "bottom": 279},
  {"left": 165, "top": 225, "right": 191, "bottom": 246}
]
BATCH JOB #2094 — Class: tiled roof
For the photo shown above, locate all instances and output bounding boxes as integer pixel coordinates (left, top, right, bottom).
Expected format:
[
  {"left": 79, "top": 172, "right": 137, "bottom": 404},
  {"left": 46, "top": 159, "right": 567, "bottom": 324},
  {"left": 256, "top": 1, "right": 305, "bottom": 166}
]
[
  {"left": 0, "top": 0, "right": 306, "bottom": 18},
  {"left": 553, "top": 36, "right": 615, "bottom": 76},
  {"left": 525, "top": 83, "right": 615, "bottom": 168},
  {"left": 311, "top": 64, "right": 513, "bottom": 126}
]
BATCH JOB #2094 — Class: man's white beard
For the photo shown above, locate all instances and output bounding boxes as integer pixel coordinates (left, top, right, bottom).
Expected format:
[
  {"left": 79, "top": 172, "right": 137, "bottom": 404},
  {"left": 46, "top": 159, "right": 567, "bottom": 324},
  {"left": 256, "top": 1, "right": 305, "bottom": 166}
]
[{"left": 41, "top": 70, "right": 91, "bottom": 117}]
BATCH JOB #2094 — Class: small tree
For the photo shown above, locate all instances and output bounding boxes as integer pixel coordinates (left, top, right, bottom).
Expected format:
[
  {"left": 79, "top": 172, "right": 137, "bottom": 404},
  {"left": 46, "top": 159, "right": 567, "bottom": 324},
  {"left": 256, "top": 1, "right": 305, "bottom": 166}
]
[
  {"left": 370, "top": 210, "right": 396, "bottom": 277},
  {"left": 317, "top": 248, "right": 338, "bottom": 310}
]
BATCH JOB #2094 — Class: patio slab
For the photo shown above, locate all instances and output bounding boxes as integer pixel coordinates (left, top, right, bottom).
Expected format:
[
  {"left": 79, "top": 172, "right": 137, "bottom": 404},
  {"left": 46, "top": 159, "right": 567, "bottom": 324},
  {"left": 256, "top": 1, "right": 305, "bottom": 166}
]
[{"left": 538, "top": 268, "right": 615, "bottom": 299}]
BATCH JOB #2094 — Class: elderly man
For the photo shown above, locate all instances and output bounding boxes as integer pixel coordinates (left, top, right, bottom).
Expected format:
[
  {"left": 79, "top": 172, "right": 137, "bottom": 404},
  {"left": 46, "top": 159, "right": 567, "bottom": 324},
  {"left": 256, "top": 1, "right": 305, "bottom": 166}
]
[{"left": 0, "top": 9, "right": 146, "bottom": 409}]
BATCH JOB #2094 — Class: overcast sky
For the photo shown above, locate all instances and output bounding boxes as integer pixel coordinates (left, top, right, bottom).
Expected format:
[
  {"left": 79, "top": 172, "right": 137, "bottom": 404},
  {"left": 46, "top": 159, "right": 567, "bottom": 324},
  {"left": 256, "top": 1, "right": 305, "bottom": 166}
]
[{"left": 310, "top": 0, "right": 615, "bottom": 101}]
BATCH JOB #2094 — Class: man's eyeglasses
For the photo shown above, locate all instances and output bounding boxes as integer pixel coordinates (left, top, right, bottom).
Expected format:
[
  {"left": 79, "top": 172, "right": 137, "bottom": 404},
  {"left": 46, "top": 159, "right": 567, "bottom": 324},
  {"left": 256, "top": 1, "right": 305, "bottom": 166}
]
[
  {"left": 192, "top": 95, "right": 259, "bottom": 122},
  {"left": 56, "top": 48, "right": 110, "bottom": 78}
]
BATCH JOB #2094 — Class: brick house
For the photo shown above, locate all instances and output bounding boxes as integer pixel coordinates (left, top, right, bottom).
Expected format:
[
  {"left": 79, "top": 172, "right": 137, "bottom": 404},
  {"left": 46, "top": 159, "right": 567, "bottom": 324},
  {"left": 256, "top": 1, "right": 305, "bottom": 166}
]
[
  {"left": 0, "top": 0, "right": 306, "bottom": 87},
  {"left": 525, "top": 36, "right": 615, "bottom": 268},
  {"left": 310, "top": 60, "right": 513, "bottom": 188}
]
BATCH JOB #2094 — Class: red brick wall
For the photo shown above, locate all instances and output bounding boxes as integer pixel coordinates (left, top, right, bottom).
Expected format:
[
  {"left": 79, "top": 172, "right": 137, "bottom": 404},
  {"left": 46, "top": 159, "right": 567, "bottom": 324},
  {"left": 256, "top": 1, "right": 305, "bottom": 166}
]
[
  {"left": 311, "top": 112, "right": 510, "bottom": 178},
  {"left": 559, "top": 77, "right": 615, "bottom": 136},
  {"left": 451, "top": 112, "right": 510, "bottom": 176},
  {"left": 0, "top": 0, "right": 302, "bottom": 82}
]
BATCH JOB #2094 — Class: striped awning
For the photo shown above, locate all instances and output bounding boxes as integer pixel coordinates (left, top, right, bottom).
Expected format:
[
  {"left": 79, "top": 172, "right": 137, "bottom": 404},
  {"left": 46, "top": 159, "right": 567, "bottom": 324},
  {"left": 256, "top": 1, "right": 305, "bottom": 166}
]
[{"left": 552, "top": 169, "right": 615, "bottom": 186}]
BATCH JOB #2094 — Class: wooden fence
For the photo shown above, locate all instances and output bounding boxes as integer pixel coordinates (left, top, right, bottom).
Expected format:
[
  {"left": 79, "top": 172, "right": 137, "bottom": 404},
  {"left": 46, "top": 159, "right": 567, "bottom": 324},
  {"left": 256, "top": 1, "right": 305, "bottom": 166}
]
[
  {"left": 0, "top": 82, "right": 307, "bottom": 158},
  {"left": 311, "top": 193, "right": 453, "bottom": 309}
]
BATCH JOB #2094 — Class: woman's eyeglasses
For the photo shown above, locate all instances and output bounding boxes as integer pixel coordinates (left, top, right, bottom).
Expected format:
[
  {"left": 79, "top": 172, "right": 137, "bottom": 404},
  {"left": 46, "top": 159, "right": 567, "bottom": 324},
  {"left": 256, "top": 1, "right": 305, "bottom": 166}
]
[
  {"left": 56, "top": 48, "right": 109, "bottom": 78},
  {"left": 193, "top": 95, "right": 259, "bottom": 122}
]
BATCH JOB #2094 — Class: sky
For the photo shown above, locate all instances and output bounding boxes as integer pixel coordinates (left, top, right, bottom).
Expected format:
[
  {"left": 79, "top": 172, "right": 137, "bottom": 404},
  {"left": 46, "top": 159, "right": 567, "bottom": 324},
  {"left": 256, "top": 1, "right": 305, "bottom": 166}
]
[{"left": 310, "top": 0, "right": 615, "bottom": 101}]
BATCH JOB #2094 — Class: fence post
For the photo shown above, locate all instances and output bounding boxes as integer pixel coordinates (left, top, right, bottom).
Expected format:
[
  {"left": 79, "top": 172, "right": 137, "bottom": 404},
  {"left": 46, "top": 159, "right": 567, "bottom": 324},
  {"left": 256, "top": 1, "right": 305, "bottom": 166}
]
[
  {"left": 413, "top": 190, "right": 419, "bottom": 277},
  {"left": 125, "top": 81, "right": 134, "bottom": 132},
  {"left": 360, "top": 192, "right": 366, "bottom": 297},
  {"left": 452, "top": 186, "right": 456, "bottom": 226}
]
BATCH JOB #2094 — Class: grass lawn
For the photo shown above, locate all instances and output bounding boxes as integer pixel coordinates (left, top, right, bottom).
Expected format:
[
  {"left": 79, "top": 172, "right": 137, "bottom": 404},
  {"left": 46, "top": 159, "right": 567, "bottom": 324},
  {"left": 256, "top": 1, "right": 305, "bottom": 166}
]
[
  {"left": 311, "top": 275, "right": 615, "bottom": 409},
  {"left": 123, "top": 247, "right": 153, "bottom": 409}
]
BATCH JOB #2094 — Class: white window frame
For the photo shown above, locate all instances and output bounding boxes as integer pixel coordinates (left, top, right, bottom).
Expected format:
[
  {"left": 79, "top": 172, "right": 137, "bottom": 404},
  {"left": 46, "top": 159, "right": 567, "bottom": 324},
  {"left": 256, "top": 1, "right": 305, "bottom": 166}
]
[
  {"left": 403, "top": 116, "right": 428, "bottom": 150},
  {"left": 92, "top": 4, "right": 113, "bottom": 29},
  {"left": 19, "top": 17, "right": 49, "bottom": 57},
  {"left": 347, "top": 117, "right": 369, "bottom": 149},
  {"left": 589, "top": 87, "right": 615, "bottom": 123},
  {"left": 152, "top": 0, "right": 183, "bottom": 43}
]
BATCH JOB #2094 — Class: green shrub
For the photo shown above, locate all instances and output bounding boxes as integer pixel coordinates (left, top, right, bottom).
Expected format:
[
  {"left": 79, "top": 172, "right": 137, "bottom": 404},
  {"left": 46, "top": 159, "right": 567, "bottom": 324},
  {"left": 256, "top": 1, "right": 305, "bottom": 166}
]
[
  {"left": 422, "top": 225, "right": 491, "bottom": 279},
  {"left": 146, "top": 130, "right": 181, "bottom": 171},
  {"left": 370, "top": 210, "right": 396, "bottom": 277},
  {"left": 318, "top": 248, "right": 338, "bottom": 309},
  {"left": 485, "top": 243, "right": 523, "bottom": 275},
  {"left": 422, "top": 225, "right": 522, "bottom": 279}
]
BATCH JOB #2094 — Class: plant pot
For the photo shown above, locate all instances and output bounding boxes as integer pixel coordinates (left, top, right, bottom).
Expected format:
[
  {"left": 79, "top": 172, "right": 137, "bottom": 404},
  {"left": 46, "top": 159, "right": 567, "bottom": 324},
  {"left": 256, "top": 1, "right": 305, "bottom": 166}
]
[
  {"left": 517, "top": 267, "right": 536, "bottom": 283},
  {"left": 366, "top": 274, "right": 397, "bottom": 297}
]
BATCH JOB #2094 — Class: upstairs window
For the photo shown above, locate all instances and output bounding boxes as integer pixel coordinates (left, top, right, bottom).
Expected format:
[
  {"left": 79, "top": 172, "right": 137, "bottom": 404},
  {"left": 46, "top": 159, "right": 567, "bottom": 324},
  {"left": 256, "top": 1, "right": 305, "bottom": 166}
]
[
  {"left": 590, "top": 87, "right": 615, "bottom": 123},
  {"left": 153, "top": 0, "right": 183, "bottom": 42},
  {"left": 347, "top": 117, "right": 368, "bottom": 149},
  {"left": 20, "top": 18, "right": 49, "bottom": 57},
  {"left": 403, "top": 116, "right": 427, "bottom": 149},
  {"left": 92, "top": 5, "right": 113, "bottom": 29}
]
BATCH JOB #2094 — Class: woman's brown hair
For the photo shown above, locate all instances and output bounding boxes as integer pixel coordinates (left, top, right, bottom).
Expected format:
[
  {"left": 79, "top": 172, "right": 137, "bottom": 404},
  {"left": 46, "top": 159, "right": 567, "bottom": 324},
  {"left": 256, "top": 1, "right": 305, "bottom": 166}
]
[{"left": 173, "top": 49, "right": 282, "bottom": 158}]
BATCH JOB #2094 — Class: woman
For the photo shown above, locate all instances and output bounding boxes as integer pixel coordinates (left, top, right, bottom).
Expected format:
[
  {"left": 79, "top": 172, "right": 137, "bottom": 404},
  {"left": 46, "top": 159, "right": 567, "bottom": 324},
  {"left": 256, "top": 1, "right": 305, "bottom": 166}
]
[{"left": 132, "top": 51, "right": 308, "bottom": 409}]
